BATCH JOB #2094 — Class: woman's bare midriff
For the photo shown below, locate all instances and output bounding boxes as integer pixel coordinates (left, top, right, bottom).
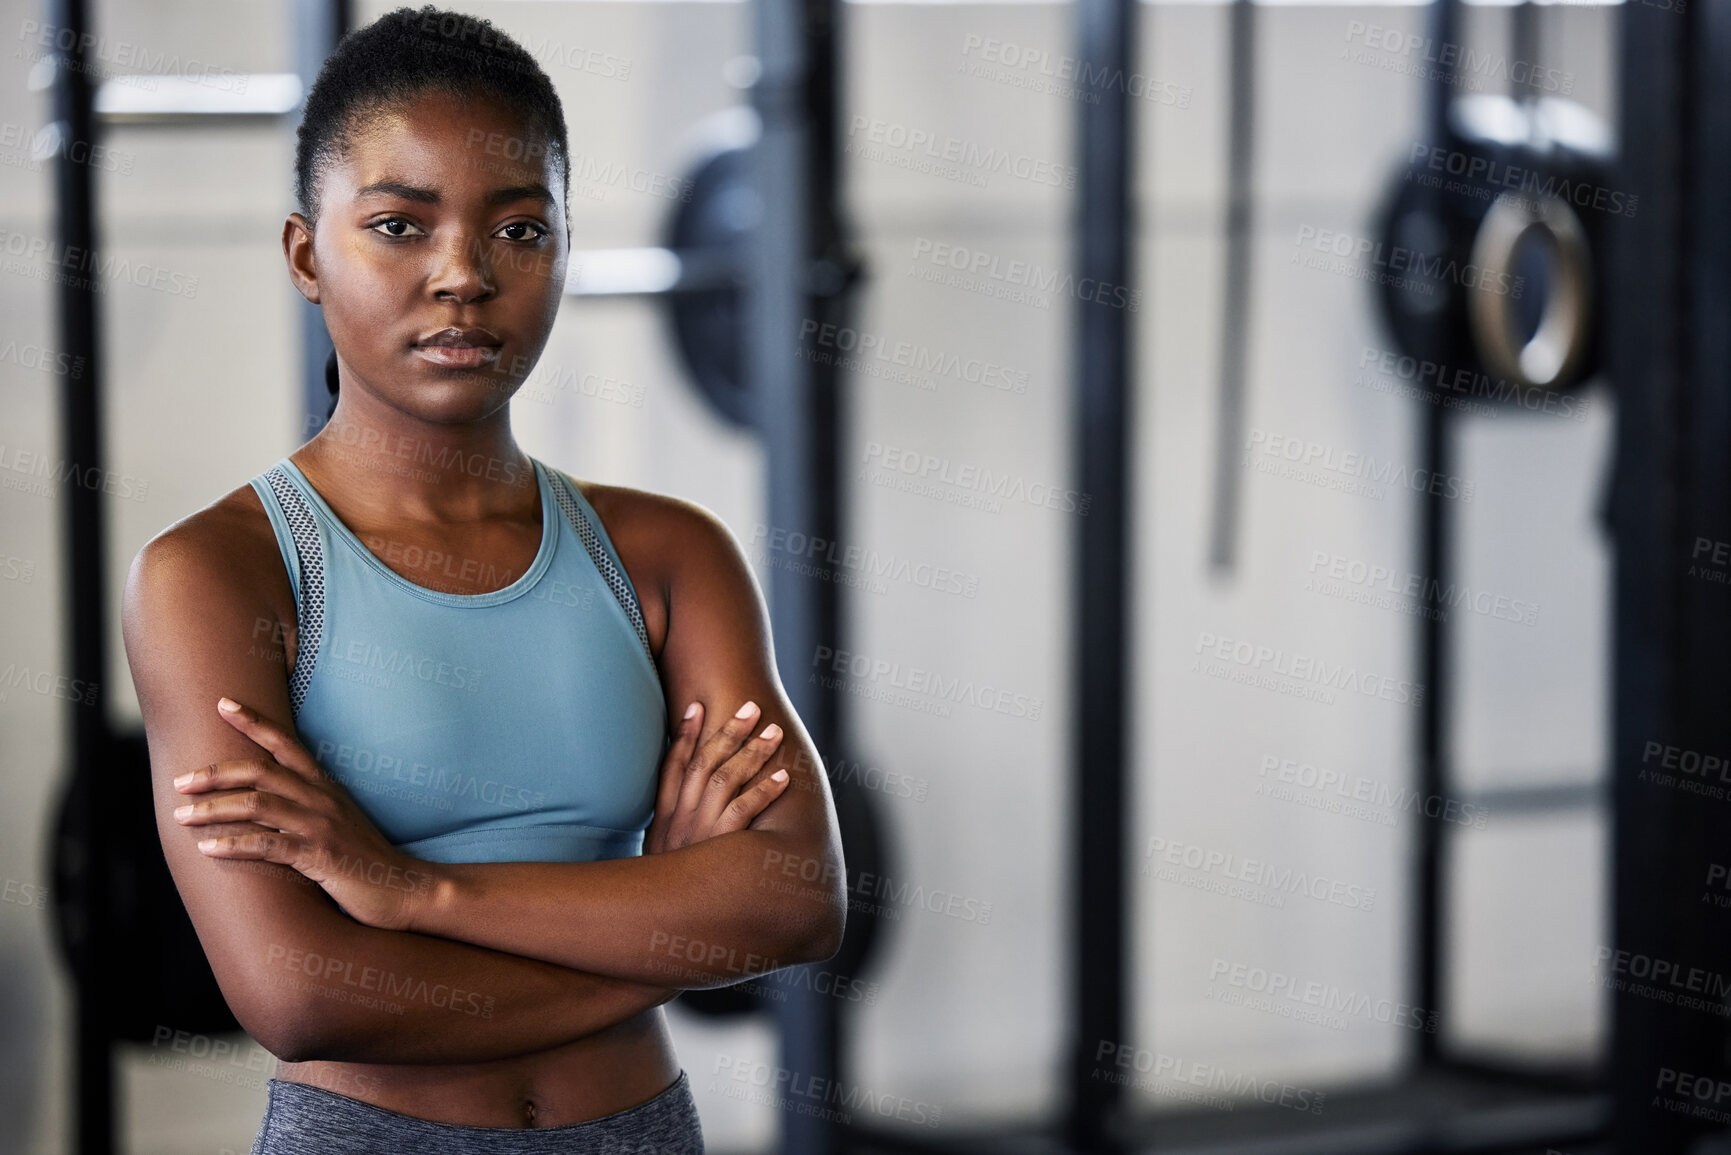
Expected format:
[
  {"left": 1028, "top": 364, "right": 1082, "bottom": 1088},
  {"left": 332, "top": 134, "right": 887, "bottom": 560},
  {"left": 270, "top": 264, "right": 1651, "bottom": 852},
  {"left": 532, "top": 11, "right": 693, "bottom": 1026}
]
[{"left": 275, "top": 1007, "right": 680, "bottom": 1128}]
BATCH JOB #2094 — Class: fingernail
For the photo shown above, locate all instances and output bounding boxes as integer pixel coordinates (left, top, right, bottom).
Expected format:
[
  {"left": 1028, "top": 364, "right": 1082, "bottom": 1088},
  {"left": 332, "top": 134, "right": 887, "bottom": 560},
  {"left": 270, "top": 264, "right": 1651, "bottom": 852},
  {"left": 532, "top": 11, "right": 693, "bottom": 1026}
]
[
  {"left": 771, "top": 769, "right": 789, "bottom": 783},
  {"left": 735, "top": 701, "right": 758, "bottom": 719},
  {"left": 196, "top": 839, "right": 217, "bottom": 852},
  {"left": 760, "top": 723, "right": 782, "bottom": 741},
  {"left": 684, "top": 701, "right": 701, "bottom": 720},
  {"left": 173, "top": 804, "right": 192, "bottom": 820},
  {"left": 173, "top": 772, "right": 194, "bottom": 789},
  {"left": 217, "top": 697, "right": 240, "bottom": 713}
]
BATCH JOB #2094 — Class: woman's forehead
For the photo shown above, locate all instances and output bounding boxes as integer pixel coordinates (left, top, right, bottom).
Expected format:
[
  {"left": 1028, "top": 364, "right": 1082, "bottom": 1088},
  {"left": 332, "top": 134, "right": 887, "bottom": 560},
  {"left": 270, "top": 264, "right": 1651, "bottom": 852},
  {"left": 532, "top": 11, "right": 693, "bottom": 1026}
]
[{"left": 333, "top": 94, "right": 562, "bottom": 196}]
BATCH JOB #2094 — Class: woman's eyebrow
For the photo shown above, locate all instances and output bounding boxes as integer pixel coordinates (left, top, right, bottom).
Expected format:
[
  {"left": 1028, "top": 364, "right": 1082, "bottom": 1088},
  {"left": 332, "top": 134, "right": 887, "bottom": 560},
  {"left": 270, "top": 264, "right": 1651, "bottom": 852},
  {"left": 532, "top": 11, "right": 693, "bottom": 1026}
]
[
  {"left": 349, "top": 181, "right": 552, "bottom": 208},
  {"left": 485, "top": 184, "right": 554, "bottom": 207},
  {"left": 355, "top": 180, "right": 439, "bottom": 203}
]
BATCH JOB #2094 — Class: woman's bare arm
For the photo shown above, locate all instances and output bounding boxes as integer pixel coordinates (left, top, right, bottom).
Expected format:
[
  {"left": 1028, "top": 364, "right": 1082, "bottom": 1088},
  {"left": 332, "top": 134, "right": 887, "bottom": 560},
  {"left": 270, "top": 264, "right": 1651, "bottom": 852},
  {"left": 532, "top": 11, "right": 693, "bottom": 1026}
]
[
  {"left": 122, "top": 490, "right": 674, "bottom": 1064},
  {"left": 393, "top": 496, "right": 848, "bottom": 981}
]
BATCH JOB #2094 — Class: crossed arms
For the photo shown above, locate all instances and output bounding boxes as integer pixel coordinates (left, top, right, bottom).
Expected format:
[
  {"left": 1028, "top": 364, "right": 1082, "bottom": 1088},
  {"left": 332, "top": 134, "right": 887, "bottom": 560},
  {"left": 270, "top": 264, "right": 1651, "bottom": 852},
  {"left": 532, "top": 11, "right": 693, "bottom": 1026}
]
[{"left": 122, "top": 489, "right": 845, "bottom": 1065}]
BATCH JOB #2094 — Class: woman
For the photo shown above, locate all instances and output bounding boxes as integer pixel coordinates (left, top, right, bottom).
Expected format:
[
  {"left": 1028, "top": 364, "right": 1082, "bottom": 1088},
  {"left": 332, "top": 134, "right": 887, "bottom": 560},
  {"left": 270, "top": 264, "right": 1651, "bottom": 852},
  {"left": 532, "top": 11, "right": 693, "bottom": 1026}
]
[{"left": 120, "top": 7, "right": 845, "bottom": 1150}]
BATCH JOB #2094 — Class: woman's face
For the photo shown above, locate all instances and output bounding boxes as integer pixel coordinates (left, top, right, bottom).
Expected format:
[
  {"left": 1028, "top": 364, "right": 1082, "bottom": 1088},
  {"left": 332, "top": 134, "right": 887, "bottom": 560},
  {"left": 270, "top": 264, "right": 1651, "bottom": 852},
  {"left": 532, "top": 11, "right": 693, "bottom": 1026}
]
[{"left": 286, "top": 89, "right": 568, "bottom": 426}]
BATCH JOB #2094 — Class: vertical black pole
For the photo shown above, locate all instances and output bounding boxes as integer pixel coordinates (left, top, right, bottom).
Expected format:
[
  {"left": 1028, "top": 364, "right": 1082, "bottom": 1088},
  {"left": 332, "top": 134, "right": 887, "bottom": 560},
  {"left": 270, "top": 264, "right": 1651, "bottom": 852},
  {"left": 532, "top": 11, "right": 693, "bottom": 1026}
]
[
  {"left": 1608, "top": 0, "right": 1731, "bottom": 1150},
  {"left": 294, "top": 0, "right": 348, "bottom": 438},
  {"left": 1207, "top": 0, "right": 1255, "bottom": 573},
  {"left": 47, "top": 0, "right": 112, "bottom": 1150},
  {"left": 1412, "top": 0, "right": 1458, "bottom": 1069},
  {"left": 1068, "top": 0, "right": 1135, "bottom": 1149},
  {"left": 752, "top": 0, "right": 844, "bottom": 1150}
]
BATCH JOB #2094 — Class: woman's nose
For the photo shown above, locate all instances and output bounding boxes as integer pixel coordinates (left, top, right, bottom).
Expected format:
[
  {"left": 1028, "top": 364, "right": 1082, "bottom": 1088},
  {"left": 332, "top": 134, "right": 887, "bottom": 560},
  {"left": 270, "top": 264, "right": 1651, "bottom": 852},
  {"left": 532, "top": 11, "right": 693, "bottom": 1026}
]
[{"left": 428, "top": 234, "right": 496, "bottom": 303}]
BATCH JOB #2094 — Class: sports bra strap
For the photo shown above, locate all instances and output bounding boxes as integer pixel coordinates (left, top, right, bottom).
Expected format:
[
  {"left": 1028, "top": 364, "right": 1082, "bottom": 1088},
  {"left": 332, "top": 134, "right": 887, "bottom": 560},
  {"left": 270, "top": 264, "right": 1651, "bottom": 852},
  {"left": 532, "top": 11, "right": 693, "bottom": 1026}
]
[
  {"left": 545, "top": 469, "right": 657, "bottom": 672},
  {"left": 260, "top": 465, "right": 327, "bottom": 716}
]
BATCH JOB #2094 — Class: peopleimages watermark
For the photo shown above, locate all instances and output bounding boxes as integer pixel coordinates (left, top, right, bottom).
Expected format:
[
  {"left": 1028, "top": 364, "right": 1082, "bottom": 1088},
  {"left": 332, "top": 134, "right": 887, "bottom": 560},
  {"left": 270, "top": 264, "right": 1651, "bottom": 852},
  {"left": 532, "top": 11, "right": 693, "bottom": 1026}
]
[
  {"left": 711, "top": 1054, "right": 942, "bottom": 1128},
  {"left": 16, "top": 18, "right": 249, "bottom": 93},
  {"left": 321, "top": 630, "right": 484, "bottom": 694},
  {"left": 514, "top": 361, "right": 646, "bottom": 409},
  {"left": 1294, "top": 224, "right": 1523, "bottom": 300},
  {"left": 1192, "top": 630, "right": 1426, "bottom": 708},
  {"left": 1243, "top": 428, "right": 1476, "bottom": 505},
  {"left": 751, "top": 523, "right": 982, "bottom": 600},
  {"left": 1091, "top": 1040, "right": 1327, "bottom": 1115},
  {"left": 908, "top": 237, "right": 1139, "bottom": 312},
  {"left": 1255, "top": 753, "right": 1488, "bottom": 830},
  {"left": 790, "top": 747, "right": 932, "bottom": 805},
  {"left": 302, "top": 419, "right": 535, "bottom": 488},
  {"left": 860, "top": 440, "right": 1091, "bottom": 518},
  {"left": 1305, "top": 550, "right": 1538, "bottom": 628},
  {"left": 464, "top": 129, "right": 690, "bottom": 204},
  {"left": 146, "top": 1026, "right": 278, "bottom": 1092},
  {"left": 1704, "top": 862, "right": 1731, "bottom": 910},
  {"left": 1637, "top": 739, "right": 1731, "bottom": 803},
  {"left": 0, "top": 226, "right": 199, "bottom": 298},
  {"left": 810, "top": 643, "right": 1044, "bottom": 721},
  {"left": 1654, "top": 1067, "right": 1731, "bottom": 1127},
  {"left": 0, "top": 120, "right": 133, "bottom": 177},
  {"left": 1339, "top": 20, "right": 1574, "bottom": 96},
  {"left": 312, "top": 738, "right": 547, "bottom": 815},
  {"left": 264, "top": 942, "right": 496, "bottom": 1018},
  {"left": 798, "top": 319, "right": 1030, "bottom": 396},
  {"left": 846, "top": 116, "right": 1076, "bottom": 191},
  {"left": 1688, "top": 536, "right": 1731, "bottom": 591},
  {"left": 646, "top": 930, "right": 883, "bottom": 1006},
  {"left": 1355, "top": 345, "right": 1591, "bottom": 422},
  {"left": 0, "top": 444, "right": 148, "bottom": 502},
  {"left": 0, "top": 876, "right": 49, "bottom": 911},
  {"left": 1143, "top": 836, "right": 1376, "bottom": 912},
  {"left": 0, "top": 333, "right": 86, "bottom": 378},
  {"left": 411, "top": 11, "right": 631, "bottom": 83},
  {"left": 958, "top": 34, "right": 1192, "bottom": 109},
  {"left": 0, "top": 661, "right": 98, "bottom": 706},
  {"left": 1208, "top": 956, "right": 1439, "bottom": 1034},
  {"left": 0, "top": 552, "right": 36, "bottom": 583},
  {"left": 759, "top": 849, "right": 994, "bottom": 927},
  {"left": 1406, "top": 143, "right": 1635, "bottom": 220},
  {"left": 1593, "top": 946, "right": 1731, "bottom": 1020}
]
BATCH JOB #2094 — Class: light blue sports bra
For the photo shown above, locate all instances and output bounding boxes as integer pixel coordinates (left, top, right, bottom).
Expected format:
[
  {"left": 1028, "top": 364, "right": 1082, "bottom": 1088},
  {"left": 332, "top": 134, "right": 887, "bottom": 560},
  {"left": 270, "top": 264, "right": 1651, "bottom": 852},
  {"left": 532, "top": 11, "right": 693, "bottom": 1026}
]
[{"left": 249, "top": 455, "right": 667, "bottom": 865}]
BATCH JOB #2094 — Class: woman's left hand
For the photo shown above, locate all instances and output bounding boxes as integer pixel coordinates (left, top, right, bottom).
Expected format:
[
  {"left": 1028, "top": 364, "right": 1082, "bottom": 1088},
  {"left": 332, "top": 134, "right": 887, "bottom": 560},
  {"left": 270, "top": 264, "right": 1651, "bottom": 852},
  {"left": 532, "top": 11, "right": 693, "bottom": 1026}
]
[{"left": 172, "top": 696, "right": 438, "bottom": 931}]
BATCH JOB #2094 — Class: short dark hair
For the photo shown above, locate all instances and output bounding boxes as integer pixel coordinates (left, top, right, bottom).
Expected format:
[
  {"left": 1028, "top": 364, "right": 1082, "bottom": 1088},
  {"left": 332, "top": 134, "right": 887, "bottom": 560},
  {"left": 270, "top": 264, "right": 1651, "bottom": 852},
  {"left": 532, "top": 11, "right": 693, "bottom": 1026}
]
[{"left": 294, "top": 5, "right": 569, "bottom": 224}]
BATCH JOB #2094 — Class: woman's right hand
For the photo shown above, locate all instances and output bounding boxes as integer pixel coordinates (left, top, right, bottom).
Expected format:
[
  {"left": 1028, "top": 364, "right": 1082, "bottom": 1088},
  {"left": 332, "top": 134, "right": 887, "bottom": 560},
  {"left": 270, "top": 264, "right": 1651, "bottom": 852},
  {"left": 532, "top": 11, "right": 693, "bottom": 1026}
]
[{"left": 645, "top": 700, "right": 790, "bottom": 855}]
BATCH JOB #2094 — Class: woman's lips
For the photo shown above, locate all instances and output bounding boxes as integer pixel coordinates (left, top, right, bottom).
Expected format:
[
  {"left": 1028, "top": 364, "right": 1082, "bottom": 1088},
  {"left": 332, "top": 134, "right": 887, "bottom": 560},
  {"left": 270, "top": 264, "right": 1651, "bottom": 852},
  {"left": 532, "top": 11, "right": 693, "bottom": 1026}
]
[{"left": 412, "top": 343, "right": 500, "bottom": 369}]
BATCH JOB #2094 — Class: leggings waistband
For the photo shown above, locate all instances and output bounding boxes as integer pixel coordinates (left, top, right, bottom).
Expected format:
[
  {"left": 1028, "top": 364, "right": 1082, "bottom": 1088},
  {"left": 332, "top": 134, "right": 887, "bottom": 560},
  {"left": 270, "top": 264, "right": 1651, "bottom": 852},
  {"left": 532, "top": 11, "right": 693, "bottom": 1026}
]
[{"left": 250, "top": 1070, "right": 704, "bottom": 1154}]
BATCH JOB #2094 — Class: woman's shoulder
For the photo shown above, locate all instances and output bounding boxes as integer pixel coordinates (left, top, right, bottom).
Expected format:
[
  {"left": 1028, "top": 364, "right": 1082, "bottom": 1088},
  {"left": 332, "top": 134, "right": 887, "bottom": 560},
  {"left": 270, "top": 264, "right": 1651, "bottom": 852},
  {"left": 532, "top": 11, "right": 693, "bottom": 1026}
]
[
  {"left": 553, "top": 473, "right": 755, "bottom": 586},
  {"left": 124, "top": 478, "right": 297, "bottom": 637},
  {"left": 547, "top": 468, "right": 724, "bottom": 543}
]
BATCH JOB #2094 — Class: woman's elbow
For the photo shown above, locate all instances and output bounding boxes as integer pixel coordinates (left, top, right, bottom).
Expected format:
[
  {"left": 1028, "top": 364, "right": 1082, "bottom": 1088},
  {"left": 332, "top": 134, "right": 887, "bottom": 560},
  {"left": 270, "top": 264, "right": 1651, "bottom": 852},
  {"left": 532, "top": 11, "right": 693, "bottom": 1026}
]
[
  {"left": 790, "top": 894, "right": 846, "bottom": 965},
  {"left": 230, "top": 990, "right": 331, "bottom": 1064}
]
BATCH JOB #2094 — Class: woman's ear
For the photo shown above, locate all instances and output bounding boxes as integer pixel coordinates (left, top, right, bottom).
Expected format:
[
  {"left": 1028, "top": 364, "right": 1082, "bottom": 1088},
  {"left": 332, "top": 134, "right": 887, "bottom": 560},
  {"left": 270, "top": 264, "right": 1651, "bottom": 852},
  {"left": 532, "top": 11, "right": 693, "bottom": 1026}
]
[{"left": 282, "top": 213, "right": 320, "bottom": 304}]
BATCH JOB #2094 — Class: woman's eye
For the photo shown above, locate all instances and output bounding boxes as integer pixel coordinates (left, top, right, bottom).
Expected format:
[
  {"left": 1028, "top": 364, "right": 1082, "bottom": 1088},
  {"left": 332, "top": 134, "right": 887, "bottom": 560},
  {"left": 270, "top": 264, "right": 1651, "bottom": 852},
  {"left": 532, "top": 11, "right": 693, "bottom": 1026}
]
[
  {"left": 498, "top": 221, "right": 547, "bottom": 242},
  {"left": 371, "top": 217, "right": 421, "bottom": 238}
]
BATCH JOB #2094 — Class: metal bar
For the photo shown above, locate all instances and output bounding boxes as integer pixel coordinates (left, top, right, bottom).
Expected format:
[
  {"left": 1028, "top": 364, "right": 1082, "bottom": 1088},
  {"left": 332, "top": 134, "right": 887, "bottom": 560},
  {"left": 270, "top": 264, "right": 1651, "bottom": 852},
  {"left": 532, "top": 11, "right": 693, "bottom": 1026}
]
[
  {"left": 1206, "top": 0, "right": 1255, "bottom": 574},
  {"left": 1607, "top": 0, "right": 1697, "bottom": 1146},
  {"left": 1067, "top": 0, "right": 1136, "bottom": 1148},
  {"left": 750, "top": 0, "right": 845, "bottom": 1147},
  {"left": 1452, "top": 780, "right": 1604, "bottom": 816},
  {"left": 45, "top": 0, "right": 112, "bottom": 1149},
  {"left": 1412, "top": 0, "right": 1459, "bottom": 1072},
  {"left": 562, "top": 247, "right": 745, "bottom": 298},
  {"left": 295, "top": 0, "right": 348, "bottom": 437}
]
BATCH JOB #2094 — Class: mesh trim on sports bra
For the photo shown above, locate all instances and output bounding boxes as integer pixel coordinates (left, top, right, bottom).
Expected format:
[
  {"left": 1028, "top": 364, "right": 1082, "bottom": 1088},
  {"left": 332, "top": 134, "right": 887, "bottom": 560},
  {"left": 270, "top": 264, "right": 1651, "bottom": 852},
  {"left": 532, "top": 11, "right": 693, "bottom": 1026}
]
[
  {"left": 262, "top": 466, "right": 326, "bottom": 717},
  {"left": 546, "top": 470, "right": 657, "bottom": 672}
]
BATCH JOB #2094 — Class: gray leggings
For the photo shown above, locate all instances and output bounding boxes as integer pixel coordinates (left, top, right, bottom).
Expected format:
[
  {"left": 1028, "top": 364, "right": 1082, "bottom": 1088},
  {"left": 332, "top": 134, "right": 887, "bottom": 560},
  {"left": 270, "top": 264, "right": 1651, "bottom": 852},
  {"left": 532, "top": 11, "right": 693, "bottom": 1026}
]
[{"left": 250, "top": 1071, "right": 704, "bottom": 1154}]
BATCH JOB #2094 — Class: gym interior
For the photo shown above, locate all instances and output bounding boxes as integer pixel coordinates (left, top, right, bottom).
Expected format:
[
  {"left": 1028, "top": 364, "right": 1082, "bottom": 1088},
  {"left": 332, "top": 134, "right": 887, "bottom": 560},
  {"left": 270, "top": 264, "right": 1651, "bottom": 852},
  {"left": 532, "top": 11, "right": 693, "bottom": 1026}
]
[{"left": 0, "top": 0, "right": 1724, "bottom": 1151}]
